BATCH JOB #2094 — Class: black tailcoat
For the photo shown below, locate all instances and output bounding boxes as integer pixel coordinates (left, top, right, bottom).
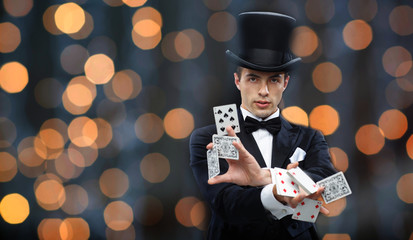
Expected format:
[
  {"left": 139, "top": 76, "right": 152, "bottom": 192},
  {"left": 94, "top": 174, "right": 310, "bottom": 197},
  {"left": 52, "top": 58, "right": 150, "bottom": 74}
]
[{"left": 189, "top": 110, "right": 337, "bottom": 240}]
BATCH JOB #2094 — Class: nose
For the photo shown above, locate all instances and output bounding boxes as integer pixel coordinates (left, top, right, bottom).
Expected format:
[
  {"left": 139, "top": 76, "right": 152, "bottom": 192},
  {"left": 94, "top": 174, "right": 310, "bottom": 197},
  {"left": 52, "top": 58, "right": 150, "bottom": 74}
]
[{"left": 258, "top": 83, "right": 269, "bottom": 96}]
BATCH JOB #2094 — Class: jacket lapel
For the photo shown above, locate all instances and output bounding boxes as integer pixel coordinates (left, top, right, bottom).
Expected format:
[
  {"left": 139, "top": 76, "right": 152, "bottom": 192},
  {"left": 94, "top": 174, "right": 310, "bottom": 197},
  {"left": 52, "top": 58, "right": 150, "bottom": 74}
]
[
  {"left": 271, "top": 117, "right": 300, "bottom": 168},
  {"left": 236, "top": 109, "right": 267, "bottom": 168}
]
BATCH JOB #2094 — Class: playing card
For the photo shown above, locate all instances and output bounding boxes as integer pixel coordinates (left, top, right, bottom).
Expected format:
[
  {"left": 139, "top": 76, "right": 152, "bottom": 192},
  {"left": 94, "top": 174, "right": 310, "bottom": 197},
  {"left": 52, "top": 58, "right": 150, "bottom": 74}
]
[
  {"left": 212, "top": 134, "right": 239, "bottom": 160},
  {"left": 292, "top": 198, "right": 322, "bottom": 223},
  {"left": 287, "top": 167, "right": 318, "bottom": 195},
  {"left": 316, "top": 171, "right": 352, "bottom": 204},
  {"left": 273, "top": 168, "right": 300, "bottom": 197},
  {"left": 213, "top": 104, "right": 240, "bottom": 136},
  {"left": 207, "top": 148, "right": 220, "bottom": 179}
]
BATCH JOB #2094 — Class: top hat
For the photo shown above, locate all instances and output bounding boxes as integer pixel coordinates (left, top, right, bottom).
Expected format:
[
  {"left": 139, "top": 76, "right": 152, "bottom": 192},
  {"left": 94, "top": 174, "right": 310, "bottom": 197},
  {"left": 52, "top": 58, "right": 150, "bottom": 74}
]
[{"left": 226, "top": 12, "right": 301, "bottom": 72}]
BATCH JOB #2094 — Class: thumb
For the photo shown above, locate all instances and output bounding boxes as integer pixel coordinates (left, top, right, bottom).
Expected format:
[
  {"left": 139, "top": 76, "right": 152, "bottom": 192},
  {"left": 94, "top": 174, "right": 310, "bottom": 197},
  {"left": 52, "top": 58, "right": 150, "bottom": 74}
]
[
  {"left": 208, "top": 174, "right": 231, "bottom": 185},
  {"left": 286, "top": 161, "right": 299, "bottom": 170}
]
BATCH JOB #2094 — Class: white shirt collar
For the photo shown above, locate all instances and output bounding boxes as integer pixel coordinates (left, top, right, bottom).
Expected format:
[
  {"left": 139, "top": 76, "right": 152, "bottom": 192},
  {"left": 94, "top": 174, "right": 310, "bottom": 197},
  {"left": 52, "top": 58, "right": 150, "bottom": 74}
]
[{"left": 240, "top": 106, "right": 280, "bottom": 122}]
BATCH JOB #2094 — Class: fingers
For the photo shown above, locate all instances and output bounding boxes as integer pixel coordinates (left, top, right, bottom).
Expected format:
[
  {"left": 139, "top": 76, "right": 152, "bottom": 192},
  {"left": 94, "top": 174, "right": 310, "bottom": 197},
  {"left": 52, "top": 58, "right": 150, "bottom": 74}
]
[
  {"left": 206, "top": 142, "right": 213, "bottom": 150},
  {"left": 320, "top": 206, "right": 330, "bottom": 215},
  {"left": 286, "top": 162, "right": 299, "bottom": 170},
  {"left": 307, "top": 186, "right": 324, "bottom": 200},
  {"left": 226, "top": 125, "right": 236, "bottom": 137}
]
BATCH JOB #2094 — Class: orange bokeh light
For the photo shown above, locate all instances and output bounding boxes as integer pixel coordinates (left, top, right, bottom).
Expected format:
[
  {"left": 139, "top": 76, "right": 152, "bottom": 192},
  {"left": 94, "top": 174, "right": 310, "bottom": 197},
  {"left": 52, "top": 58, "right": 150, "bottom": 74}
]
[
  {"left": 281, "top": 106, "right": 308, "bottom": 127},
  {"left": 378, "top": 109, "right": 408, "bottom": 140},
  {"left": 68, "top": 116, "right": 98, "bottom": 147},
  {"left": 0, "top": 22, "right": 21, "bottom": 53},
  {"left": 3, "top": 0, "right": 33, "bottom": 17},
  {"left": 140, "top": 153, "right": 170, "bottom": 183},
  {"left": 355, "top": 124, "right": 385, "bottom": 155},
  {"left": 84, "top": 54, "right": 115, "bottom": 85},
  {"left": 389, "top": 5, "right": 413, "bottom": 36},
  {"left": 60, "top": 44, "right": 89, "bottom": 75},
  {"left": 343, "top": 19, "right": 373, "bottom": 50},
  {"left": 397, "top": 173, "right": 413, "bottom": 203},
  {"left": 38, "top": 218, "right": 62, "bottom": 240},
  {"left": 190, "top": 201, "right": 208, "bottom": 230},
  {"left": 99, "top": 168, "right": 129, "bottom": 198},
  {"left": 43, "top": 5, "right": 63, "bottom": 35},
  {"left": 406, "top": 135, "right": 413, "bottom": 160},
  {"left": 135, "top": 113, "right": 164, "bottom": 143},
  {"left": 60, "top": 218, "right": 90, "bottom": 240},
  {"left": 54, "top": 2, "right": 85, "bottom": 34},
  {"left": 382, "top": 46, "right": 412, "bottom": 77},
  {"left": 291, "top": 26, "right": 319, "bottom": 58},
  {"left": 323, "top": 197, "right": 347, "bottom": 217},
  {"left": 0, "top": 152, "right": 17, "bottom": 182},
  {"left": 131, "top": 7, "right": 162, "bottom": 50},
  {"left": 329, "top": 147, "right": 349, "bottom": 172},
  {"left": 61, "top": 185, "right": 88, "bottom": 215},
  {"left": 164, "top": 108, "right": 194, "bottom": 139},
  {"left": 133, "top": 19, "right": 160, "bottom": 37},
  {"left": 175, "top": 196, "right": 199, "bottom": 227},
  {"left": 309, "top": 105, "right": 340, "bottom": 136},
  {"left": 0, "top": 193, "right": 30, "bottom": 224},
  {"left": 348, "top": 0, "right": 377, "bottom": 21},
  {"left": 312, "top": 62, "right": 342, "bottom": 93},
  {"left": 322, "top": 233, "right": 351, "bottom": 240},
  {"left": 123, "top": 0, "right": 147, "bottom": 7},
  {"left": 0, "top": 61, "right": 29, "bottom": 93},
  {"left": 305, "top": 0, "right": 335, "bottom": 24},
  {"left": 207, "top": 12, "right": 237, "bottom": 42},
  {"left": 162, "top": 32, "right": 184, "bottom": 62},
  {"left": 35, "top": 179, "right": 66, "bottom": 211},
  {"left": 174, "top": 29, "right": 205, "bottom": 60},
  {"left": 104, "top": 201, "right": 134, "bottom": 231}
]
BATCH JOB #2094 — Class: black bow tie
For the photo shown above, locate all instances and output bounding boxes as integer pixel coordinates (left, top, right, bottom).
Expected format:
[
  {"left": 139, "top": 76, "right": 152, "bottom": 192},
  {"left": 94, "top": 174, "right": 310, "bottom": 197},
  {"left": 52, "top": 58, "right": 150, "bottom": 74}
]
[{"left": 244, "top": 116, "right": 281, "bottom": 135}]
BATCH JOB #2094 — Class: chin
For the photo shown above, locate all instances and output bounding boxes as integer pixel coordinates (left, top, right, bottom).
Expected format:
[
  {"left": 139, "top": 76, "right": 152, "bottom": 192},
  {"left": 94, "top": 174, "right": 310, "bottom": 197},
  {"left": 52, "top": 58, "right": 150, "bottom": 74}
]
[{"left": 254, "top": 111, "right": 272, "bottom": 119}]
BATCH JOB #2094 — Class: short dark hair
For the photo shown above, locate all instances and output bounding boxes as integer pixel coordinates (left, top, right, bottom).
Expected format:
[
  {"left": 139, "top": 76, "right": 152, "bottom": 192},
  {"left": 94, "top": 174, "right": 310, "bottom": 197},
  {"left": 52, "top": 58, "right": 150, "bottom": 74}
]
[{"left": 235, "top": 66, "right": 289, "bottom": 79}]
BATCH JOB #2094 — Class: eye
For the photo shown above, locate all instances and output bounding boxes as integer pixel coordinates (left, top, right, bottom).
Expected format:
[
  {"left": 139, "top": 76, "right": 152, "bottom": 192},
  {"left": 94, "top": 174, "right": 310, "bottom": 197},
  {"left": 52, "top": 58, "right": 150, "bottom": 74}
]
[
  {"left": 249, "top": 77, "right": 257, "bottom": 82},
  {"left": 270, "top": 78, "right": 280, "bottom": 83}
]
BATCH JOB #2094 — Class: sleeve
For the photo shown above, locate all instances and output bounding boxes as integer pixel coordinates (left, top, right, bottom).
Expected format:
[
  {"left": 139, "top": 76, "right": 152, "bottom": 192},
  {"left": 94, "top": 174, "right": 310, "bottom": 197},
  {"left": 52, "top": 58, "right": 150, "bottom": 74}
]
[
  {"left": 260, "top": 168, "right": 294, "bottom": 219},
  {"left": 189, "top": 127, "right": 272, "bottom": 224}
]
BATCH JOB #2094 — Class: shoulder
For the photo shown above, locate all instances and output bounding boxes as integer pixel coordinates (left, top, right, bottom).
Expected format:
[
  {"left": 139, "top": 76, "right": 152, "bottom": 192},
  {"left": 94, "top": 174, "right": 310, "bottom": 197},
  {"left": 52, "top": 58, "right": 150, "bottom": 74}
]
[{"left": 189, "top": 125, "right": 216, "bottom": 145}]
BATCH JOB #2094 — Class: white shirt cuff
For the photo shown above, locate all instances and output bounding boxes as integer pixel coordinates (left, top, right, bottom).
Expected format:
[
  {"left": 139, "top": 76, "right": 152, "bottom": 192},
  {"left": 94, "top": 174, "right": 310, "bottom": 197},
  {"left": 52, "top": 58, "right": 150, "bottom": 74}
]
[{"left": 260, "top": 176, "right": 294, "bottom": 220}]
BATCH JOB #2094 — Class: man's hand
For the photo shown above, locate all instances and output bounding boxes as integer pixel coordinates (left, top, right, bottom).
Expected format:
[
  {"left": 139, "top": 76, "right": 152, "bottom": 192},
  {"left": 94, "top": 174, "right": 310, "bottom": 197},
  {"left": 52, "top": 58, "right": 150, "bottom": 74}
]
[
  {"left": 207, "top": 126, "right": 272, "bottom": 187},
  {"left": 273, "top": 184, "right": 330, "bottom": 215}
]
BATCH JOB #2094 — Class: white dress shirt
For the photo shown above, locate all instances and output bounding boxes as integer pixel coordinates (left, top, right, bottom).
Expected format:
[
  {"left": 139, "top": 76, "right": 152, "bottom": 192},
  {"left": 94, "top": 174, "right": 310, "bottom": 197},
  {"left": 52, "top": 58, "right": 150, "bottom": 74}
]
[{"left": 240, "top": 107, "right": 294, "bottom": 219}]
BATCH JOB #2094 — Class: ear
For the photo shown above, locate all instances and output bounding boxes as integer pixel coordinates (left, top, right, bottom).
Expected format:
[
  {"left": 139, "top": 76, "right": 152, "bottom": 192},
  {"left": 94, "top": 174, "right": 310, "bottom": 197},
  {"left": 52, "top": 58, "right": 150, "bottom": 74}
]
[
  {"left": 282, "top": 74, "right": 290, "bottom": 91},
  {"left": 234, "top": 73, "right": 241, "bottom": 90}
]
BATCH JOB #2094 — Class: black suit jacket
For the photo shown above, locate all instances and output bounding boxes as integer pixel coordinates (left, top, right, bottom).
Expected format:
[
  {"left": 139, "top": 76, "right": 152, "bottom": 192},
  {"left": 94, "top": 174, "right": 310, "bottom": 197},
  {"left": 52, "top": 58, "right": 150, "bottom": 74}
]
[{"left": 189, "top": 111, "right": 337, "bottom": 240}]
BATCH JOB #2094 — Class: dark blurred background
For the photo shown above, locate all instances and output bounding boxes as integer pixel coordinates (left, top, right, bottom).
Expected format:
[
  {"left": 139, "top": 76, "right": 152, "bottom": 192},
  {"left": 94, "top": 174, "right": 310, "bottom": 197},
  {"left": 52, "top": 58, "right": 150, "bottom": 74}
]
[{"left": 0, "top": 0, "right": 412, "bottom": 239}]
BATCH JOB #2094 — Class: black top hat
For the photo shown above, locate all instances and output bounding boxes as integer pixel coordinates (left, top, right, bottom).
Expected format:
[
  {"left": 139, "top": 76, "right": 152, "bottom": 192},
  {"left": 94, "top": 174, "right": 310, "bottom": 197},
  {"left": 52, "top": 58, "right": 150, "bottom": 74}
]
[{"left": 226, "top": 12, "right": 301, "bottom": 72}]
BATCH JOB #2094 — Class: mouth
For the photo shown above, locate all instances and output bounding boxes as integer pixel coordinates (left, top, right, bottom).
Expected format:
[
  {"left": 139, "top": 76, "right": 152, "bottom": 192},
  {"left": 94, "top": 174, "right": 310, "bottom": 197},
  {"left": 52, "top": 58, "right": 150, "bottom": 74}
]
[{"left": 254, "top": 100, "right": 270, "bottom": 108}]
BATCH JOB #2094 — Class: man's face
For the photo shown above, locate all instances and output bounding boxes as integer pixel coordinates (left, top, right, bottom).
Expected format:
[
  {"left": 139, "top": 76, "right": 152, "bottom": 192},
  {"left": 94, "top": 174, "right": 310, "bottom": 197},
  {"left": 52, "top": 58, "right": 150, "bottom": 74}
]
[{"left": 234, "top": 67, "right": 289, "bottom": 119}]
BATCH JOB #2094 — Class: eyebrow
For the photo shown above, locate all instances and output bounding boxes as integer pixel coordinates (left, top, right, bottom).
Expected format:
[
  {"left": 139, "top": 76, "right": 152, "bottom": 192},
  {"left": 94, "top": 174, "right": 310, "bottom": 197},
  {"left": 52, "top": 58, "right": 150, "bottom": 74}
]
[
  {"left": 245, "top": 73, "right": 282, "bottom": 78},
  {"left": 245, "top": 73, "right": 261, "bottom": 78}
]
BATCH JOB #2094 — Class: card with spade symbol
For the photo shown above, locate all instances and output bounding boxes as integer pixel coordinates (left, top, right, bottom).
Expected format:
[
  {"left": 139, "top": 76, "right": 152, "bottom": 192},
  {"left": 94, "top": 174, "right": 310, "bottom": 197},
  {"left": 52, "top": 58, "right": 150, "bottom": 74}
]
[{"left": 213, "top": 104, "right": 240, "bottom": 136}]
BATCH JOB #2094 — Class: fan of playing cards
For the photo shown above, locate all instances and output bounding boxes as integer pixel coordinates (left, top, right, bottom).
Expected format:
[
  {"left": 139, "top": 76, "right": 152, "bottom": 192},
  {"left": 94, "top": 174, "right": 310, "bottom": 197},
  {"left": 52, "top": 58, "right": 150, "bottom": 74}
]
[
  {"left": 208, "top": 104, "right": 241, "bottom": 179},
  {"left": 275, "top": 167, "right": 352, "bottom": 222},
  {"left": 207, "top": 104, "right": 352, "bottom": 223}
]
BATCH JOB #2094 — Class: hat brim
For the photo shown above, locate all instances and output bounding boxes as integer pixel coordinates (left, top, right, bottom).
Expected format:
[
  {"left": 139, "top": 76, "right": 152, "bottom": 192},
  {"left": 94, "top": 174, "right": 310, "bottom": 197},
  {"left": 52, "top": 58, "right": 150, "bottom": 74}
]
[{"left": 226, "top": 50, "right": 301, "bottom": 72}]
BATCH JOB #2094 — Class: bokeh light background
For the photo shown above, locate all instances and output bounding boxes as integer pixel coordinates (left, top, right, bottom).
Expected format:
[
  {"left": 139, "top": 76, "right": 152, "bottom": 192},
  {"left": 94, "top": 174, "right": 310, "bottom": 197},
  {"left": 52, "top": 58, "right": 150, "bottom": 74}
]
[{"left": 0, "top": 0, "right": 413, "bottom": 239}]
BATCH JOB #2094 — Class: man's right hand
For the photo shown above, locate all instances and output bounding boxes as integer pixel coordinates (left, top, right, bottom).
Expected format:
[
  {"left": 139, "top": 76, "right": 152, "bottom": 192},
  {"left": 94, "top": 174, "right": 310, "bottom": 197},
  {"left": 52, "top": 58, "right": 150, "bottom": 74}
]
[{"left": 207, "top": 125, "right": 272, "bottom": 187}]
